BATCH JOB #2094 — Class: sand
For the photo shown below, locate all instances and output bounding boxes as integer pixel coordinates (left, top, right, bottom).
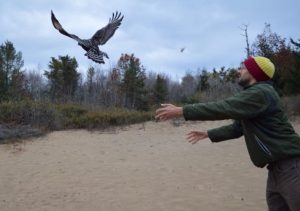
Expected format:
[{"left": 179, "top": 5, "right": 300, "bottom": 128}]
[{"left": 1, "top": 120, "right": 299, "bottom": 211}]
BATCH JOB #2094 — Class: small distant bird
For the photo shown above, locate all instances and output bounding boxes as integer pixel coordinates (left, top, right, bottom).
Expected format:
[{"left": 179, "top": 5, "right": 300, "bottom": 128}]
[
  {"left": 51, "top": 10, "right": 124, "bottom": 64},
  {"left": 180, "top": 47, "right": 185, "bottom": 53}
]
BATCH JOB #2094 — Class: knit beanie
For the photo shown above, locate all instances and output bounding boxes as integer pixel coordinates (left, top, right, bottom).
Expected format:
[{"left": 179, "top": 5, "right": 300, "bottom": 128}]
[{"left": 243, "top": 56, "right": 275, "bottom": 81}]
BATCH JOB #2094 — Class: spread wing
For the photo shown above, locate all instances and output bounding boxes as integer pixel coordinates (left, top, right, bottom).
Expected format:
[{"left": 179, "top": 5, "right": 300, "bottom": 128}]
[
  {"left": 51, "top": 10, "right": 81, "bottom": 42},
  {"left": 91, "top": 11, "right": 123, "bottom": 46}
]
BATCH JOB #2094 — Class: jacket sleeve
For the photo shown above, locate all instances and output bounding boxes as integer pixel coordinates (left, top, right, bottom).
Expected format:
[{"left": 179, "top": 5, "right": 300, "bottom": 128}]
[
  {"left": 183, "top": 87, "right": 269, "bottom": 121},
  {"left": 207, "top": 121, "right": 243, "bottom": 142}
]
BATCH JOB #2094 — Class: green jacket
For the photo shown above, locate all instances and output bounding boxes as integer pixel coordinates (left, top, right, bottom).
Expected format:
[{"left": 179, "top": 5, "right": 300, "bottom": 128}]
[{"left": 183, "top": 82, "right": 300, "bottom": 167}]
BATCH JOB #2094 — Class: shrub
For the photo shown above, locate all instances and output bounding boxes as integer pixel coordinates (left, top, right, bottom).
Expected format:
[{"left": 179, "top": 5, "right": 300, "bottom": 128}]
[
  {"left": 0, "top": 100, "right": 154, "bottom": 141},
  {"left": 65, "top": 109, "right": 153, "bottom": 129},
  {"left": 0, "top": 101, "right": 61, "bottom": 130}
]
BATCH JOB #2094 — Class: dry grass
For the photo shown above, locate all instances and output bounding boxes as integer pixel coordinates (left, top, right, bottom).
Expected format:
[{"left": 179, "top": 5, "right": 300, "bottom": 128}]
[{"left": 0, "top": 101, "right": 153, "bottom": 142}]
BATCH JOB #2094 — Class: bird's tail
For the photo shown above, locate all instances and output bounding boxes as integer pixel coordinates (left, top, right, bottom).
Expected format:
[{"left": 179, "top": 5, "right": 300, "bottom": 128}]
[{"left": 85, "top": 49, "right": 105, "bottom": 64}]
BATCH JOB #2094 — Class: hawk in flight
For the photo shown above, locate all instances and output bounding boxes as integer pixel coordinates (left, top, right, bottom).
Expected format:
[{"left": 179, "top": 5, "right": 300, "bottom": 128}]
[{"left": 51, "top": 10, "right": 123, "bottom": 64}]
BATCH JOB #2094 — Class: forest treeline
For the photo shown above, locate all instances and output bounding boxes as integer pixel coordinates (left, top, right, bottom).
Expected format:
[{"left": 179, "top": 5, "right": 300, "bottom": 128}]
[{"left": 1, "top": 24, "right": 300, "bottom": 140}]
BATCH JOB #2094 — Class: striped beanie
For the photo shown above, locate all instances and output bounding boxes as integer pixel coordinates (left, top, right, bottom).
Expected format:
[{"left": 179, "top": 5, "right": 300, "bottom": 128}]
[{"left": 243, "top": 56, "right": 275, "bottom": 81}]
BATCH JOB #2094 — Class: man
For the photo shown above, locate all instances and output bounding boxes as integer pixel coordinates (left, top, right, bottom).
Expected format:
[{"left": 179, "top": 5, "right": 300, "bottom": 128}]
[{"left": 155, "top": 56, "right": 300, "bottom": 211}]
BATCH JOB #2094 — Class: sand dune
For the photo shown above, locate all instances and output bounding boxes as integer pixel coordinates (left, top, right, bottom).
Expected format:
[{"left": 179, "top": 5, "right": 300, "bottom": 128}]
[{"left": 1, "top": 120, "right": 299, "bottom": 211}]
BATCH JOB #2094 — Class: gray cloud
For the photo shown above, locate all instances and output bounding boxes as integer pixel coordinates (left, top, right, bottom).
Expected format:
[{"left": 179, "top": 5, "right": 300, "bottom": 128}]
[{"left": 1, "top": 0, "right": 299, "bottom": 79}]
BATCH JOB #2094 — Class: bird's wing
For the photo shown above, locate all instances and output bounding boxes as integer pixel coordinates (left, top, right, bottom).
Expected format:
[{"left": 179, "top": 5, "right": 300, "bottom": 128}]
[
  {"left": 91, "top": 11, "right": 123, "bottom": 46},
  {"left": 51, "top": 10, "right": 81, "bottom": 42}
]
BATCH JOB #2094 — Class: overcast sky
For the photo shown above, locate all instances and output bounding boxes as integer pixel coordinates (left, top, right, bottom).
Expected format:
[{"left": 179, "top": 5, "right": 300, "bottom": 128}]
[{"left": 1, "top": 0, "right": 299, "bottom": 80}]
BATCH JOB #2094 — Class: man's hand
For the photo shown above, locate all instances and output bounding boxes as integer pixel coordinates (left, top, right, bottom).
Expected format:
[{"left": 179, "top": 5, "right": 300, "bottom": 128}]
[
  {"left": 155, "top": 104, "right": 183, "bottom": 121},
  {"left": 186, "top": 131, "right": 208, "bottom": 144}
]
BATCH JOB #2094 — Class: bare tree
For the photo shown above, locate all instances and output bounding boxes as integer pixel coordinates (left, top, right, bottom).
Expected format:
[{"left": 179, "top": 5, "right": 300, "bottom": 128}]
[
  {"left": 240, "top": 24, "right": 251, "bottom": 58},
  {"left": 181, "top": 72, "right": 197, "bottom": 97},
  {"left": 168, "top": 80, "right": 182, "bottom": 102},
  {"left": 106, "top": 67, "right": 122, "bottom": 107},
  {"left": 25, "top": 69, "right": 45, "bottom": 101}
]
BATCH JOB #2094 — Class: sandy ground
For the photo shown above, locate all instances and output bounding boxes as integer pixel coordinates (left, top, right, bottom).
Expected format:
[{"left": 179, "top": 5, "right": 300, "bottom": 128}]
[{"left": 1, "top": 120, "right": 299, "bottom": 211}]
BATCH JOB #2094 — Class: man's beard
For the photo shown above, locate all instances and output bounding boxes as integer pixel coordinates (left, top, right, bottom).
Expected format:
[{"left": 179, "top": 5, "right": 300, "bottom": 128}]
[{"left": 238, "top": 77, "right": 251, "bottom": 87}]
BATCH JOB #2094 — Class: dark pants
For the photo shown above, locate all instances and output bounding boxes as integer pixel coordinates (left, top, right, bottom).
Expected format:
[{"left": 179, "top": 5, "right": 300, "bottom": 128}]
[{"left": 266, "top": 157, "right": 300, "bottom": 211}]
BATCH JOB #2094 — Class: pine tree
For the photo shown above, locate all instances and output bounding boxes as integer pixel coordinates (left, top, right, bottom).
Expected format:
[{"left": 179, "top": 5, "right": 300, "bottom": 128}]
[
  {"left": 153, "top": 74, "right": 168, "bottom": 105},
  {"left": 197, "top": 69, "right": 209, "bottom": 91},
  {"left": 44, "top": 55, "right": 80, "bottom": 102},
  {"left": 0, "top": 40, "right": 25, "bottom": 101},
  {"left": 118, "top": 54, "right": 148, "bottom": 110}
]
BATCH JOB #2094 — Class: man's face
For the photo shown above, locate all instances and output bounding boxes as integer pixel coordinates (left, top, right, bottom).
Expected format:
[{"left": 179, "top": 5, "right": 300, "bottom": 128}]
[{"left": 238, "top": 63, "right": 254, "bottom": 87}]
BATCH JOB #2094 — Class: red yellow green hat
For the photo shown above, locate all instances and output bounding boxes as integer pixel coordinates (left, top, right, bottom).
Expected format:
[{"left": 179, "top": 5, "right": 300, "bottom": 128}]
[{"left": 243, "top": 56, "right": 275, "bottom": 81}]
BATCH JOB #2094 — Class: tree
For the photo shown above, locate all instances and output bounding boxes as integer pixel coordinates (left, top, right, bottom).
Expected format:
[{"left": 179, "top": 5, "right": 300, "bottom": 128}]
[
  {"left": 181, "top": 72, "right": 197, "bottom": 97},
  {"left": 251, "top": 23, "right": 293, "bottom": 95},
  {"left": 81, "top": 66, "right": 96, "bottom": 105},
  {"left": 24, "top": 70, "right": 45, "bottom": 101},
  {"left": 106, "top": 67, "right": 122, "bottom": 107},
  {"left": 118, "top": 53, "right": 148, "bottom": 110},
  {"left": 287, "top": 38, "right": 300, "bottom": 94},
  {"left": 44, "top": 55, "right": 80, "bottom": 102},
  {"left": 153, "top": 74, "right": 168, "bottom": 105},
  {"left": 168, "top": 80, "right": 182, "bottom": 103},
  {"left": 240, "top": 24, "right": 251, "bottom": 58},
  {"left": 224, "top": 68, "right": 239, "bottom": 83},
  {"left": 251, "top": 23, "right": 287, "bottom": 58},
  {"left": 180, "top": 72, "right": 197, "bottom": 103},
  {"left": 197, "top": 69, "right": 210, "bottom": 91},
  {"left": 93, "top": 68, "right": 107, "bottom": 106},
  {"left": 86, "top": 66, "right": 95, "bottom": 95},
  {"left": 0, "top": 40, "right": 25, "bottom": 101}
]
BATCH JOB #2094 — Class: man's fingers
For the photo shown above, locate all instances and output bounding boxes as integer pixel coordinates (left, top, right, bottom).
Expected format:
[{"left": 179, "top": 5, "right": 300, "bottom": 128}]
[
  {"left": 186, "top": 131, "right": 204, "bottom": 144},
  {"left": 186, "top": 134, "right": 195, "bottom": 140},
  {"left": 155, "top": 112, "right": 169, "bottom": 121},
  {"left": 186, "top": 131, "right": 199, "bottom": 138},
  {"left": 155, "top": 111, "right": 166, "bottom": 118},
  {"left": 155, "top": 114, "right": 163, "bottom": 120},
  {"left": 187, "top": 137, "right": 199, "bottom": 144},
  {"left": 187, "top": 131, "right": 197, "bottom": 135},
  {"left": 188, "top": 139, "right": 197, "bottom": 143},
  {"left": 155, "top": 107, "right": 168, "bottom": 115},
  {"left": 186, "top": 135, "right": 198, "bottom": 142},
  {"left": 155, "top": 110, "right": 165, "bottom": 120}
]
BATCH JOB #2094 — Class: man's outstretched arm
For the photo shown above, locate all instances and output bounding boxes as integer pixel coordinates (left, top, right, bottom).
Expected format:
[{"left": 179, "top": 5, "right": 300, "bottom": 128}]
[
  {"left": 207, "top": 120, "right": 243, "bottom": 142},
  {"left": 186, "top": 121, "right": 243, "bottom": 144}
]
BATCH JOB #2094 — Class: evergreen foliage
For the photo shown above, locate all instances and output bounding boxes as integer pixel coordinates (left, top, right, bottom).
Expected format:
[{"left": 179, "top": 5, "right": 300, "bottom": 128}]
[
  {"left": 0, "top": 41, "right": 25, "bottom": 101},
  {"left": 44, "top": 55, "right": 80, "bottom": 102}
]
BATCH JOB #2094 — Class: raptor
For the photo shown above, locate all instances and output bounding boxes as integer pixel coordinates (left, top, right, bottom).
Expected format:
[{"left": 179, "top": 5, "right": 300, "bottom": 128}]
[{"left": 51, "top": 10, "right": 123, "bottom": 64}]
